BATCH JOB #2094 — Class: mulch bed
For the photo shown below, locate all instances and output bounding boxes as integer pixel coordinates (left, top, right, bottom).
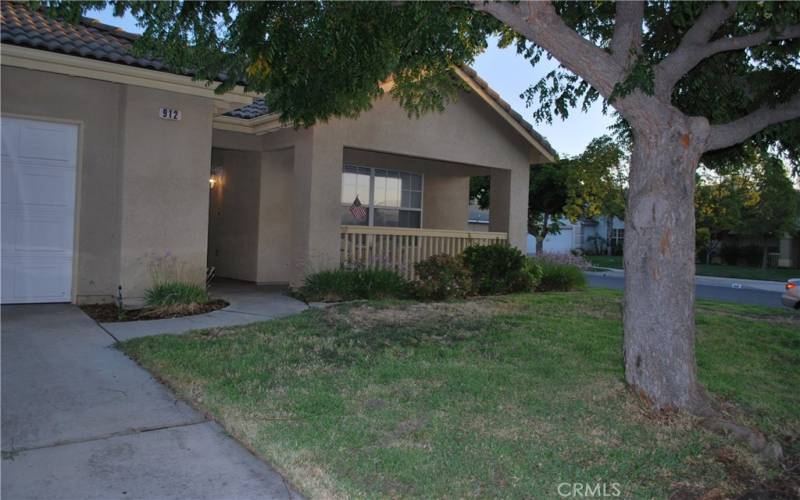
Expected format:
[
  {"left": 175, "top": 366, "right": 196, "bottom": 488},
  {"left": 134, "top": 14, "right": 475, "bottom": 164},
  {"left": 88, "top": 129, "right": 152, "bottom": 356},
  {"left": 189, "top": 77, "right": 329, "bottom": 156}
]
[{"left": 80, "top": 299, "right": 228, "bottom": 323}]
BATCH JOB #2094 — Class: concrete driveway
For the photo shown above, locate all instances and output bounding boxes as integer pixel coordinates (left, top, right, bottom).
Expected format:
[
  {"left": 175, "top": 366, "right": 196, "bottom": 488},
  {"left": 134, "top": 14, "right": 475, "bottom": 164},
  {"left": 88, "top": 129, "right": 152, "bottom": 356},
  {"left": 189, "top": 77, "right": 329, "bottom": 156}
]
[{"left": 1, "top": 304, "right": 300, "bottom": 499}]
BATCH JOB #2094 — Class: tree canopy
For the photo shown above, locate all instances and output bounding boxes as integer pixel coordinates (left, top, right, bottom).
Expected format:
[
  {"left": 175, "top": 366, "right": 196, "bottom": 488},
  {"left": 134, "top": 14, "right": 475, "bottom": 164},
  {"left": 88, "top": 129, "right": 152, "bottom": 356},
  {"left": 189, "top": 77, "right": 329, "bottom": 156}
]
[{"left": 48, "top": 1, "right": 799, "bottom": 171}]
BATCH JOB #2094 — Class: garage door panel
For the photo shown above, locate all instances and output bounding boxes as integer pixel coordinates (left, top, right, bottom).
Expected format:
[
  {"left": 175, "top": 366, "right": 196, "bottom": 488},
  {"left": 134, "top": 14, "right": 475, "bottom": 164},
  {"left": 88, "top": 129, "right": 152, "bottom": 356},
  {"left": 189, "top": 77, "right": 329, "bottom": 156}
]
[
  {"left": 1, "top": 120, "right": 21, "bottom": 160},
  {"left": 18, "top": 122, "right": 78, "bottom": 163},
  {"left": 1, "top": 117, "right": 77, "bottom": 304},
  {"left": 13, "top": 214, "right": 73, "bottom": 253},
  {"left": 11, "top": 168, "right": 76, "bottom": 208},
  {"left": 2, "top": 258, "right": 72, "bottom": 303}
]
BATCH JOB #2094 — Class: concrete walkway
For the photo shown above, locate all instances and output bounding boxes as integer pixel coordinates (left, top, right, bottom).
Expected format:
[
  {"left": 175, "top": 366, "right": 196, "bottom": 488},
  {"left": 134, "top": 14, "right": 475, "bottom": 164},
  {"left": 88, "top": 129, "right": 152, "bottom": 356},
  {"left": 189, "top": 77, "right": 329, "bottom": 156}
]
[
  {"left": 1, "top": 288, "right": 306, "bottom": 499},
  {"left": 102, "top": 279, "right": 308, "bottom": 341}
]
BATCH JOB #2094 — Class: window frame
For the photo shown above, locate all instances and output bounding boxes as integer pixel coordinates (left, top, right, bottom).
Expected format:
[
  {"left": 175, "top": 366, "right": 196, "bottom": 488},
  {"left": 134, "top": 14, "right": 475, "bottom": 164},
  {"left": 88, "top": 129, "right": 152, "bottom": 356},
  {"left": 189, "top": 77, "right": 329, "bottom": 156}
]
[
  {"left": 341, "top": 164, "right": 424, "bottom": 228},
  {"left": 611, "top": 228, "right": 625, "bottom": 245}
]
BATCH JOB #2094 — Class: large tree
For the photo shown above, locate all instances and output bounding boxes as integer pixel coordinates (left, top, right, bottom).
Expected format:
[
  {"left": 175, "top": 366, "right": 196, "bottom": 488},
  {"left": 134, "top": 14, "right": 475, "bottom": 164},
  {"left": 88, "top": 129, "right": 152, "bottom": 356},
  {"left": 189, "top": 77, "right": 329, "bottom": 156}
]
[{"left": 50, "top": 2, "right": 800, "bottom": 415}]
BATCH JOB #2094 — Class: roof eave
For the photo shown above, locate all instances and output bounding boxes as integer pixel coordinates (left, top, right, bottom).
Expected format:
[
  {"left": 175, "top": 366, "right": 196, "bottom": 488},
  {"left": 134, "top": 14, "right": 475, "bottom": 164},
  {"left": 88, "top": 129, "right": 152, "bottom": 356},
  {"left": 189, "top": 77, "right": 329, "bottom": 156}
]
[{"left": 1, "top": 44, "right": 255, "bottom": 107}]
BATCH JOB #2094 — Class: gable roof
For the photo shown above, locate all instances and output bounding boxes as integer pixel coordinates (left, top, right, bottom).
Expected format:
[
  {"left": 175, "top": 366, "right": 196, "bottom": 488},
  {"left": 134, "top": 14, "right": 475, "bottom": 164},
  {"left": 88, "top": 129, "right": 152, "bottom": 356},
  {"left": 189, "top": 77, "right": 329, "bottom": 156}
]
[{"left": 1, "top": 2, "right": 556, "bottom": 160}]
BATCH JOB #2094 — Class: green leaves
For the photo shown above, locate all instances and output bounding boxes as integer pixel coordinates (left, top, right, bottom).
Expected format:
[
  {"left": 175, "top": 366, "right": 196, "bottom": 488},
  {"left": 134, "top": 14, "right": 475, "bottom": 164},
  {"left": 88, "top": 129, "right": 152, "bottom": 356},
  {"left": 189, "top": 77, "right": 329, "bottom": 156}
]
[
  {"left": 608, "top": 56, "right": 655, "bottom": 103},
  {"left": 42, "top": 0, "right": 799, "bottom": 171}
]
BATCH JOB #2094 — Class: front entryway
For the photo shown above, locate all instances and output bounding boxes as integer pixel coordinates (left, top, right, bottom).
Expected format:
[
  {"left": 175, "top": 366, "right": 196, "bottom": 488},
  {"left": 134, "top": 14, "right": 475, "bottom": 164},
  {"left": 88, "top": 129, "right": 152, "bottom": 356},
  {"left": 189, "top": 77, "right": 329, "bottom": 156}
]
[{"left": 1, "top": 117, "right": 78, "bottom": 303}]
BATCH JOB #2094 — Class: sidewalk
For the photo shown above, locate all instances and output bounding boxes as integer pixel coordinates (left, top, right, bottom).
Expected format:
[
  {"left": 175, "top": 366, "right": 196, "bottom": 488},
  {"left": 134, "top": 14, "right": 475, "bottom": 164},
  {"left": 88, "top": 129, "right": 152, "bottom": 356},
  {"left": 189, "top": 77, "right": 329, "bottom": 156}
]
[
  {"left": 102, "top": 279, "right": 308, "bottom": 341},
  {"left": 587, "top": 267, "right": 787, "bottom": 293}
]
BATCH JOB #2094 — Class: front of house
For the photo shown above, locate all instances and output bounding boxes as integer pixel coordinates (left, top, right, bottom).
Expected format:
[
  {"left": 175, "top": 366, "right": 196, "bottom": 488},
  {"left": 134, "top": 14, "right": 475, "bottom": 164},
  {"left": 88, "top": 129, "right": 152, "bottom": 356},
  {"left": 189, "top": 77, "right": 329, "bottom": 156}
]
[{"left": 0, "top": 3, "right": 555, "bottom": 304}]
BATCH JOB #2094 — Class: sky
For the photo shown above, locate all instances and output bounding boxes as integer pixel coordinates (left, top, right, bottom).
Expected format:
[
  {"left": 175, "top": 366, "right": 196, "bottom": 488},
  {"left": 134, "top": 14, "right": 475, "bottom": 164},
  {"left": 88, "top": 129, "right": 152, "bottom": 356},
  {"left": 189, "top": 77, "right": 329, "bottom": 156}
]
[{"left": 88, "top": 8, "right": 614, "bottom": 157}]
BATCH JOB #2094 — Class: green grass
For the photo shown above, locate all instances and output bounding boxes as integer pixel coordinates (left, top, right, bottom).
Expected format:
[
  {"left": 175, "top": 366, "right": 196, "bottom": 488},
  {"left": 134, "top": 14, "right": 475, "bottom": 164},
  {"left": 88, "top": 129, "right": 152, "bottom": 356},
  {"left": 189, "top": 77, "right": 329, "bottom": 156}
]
[
  {"left": 586, "top": 255, "right": 799, "bottom": 282},
  {"left": 119, "top": 290, "right": 800, "bottom": 499},
  {"left": 144, "top": 281, "right": 209, "bottom": 307},
  {"left": 298, "top": 268, "right": 410, "bottom": 302}
]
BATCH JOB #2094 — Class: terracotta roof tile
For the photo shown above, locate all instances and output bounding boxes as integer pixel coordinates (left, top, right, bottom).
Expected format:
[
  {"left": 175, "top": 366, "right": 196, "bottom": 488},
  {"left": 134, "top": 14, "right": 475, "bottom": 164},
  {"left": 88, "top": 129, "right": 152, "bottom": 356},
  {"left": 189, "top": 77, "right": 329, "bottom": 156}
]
[{"left": 1, "top": 1, "right": 184, "bottom": 76}]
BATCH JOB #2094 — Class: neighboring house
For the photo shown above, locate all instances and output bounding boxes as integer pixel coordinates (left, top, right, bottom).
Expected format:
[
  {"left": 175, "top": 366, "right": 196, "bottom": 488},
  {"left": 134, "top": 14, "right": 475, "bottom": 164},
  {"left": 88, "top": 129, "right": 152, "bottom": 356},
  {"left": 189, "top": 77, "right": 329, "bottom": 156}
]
[
  {"left": 0, "top": 3, "right": 555, "bottom": 304},
  {"left": 538, "top": 217, "right": 625, "bottom": 255}
]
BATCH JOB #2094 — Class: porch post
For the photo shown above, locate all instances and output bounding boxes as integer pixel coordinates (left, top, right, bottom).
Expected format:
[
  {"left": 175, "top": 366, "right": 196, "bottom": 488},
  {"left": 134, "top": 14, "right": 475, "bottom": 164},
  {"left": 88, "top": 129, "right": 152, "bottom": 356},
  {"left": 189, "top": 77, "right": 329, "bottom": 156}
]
[
  {"left": 489, "top": 166, "right": 529, "bottom": 252},
  {"left": 290, "top": 127, "right": 344, "bottom": 288}
]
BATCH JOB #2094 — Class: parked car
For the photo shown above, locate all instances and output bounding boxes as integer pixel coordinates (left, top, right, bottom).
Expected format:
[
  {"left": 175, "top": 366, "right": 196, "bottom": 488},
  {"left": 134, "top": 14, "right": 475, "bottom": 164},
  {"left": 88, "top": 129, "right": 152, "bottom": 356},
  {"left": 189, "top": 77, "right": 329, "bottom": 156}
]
[{"left": 782, "top": 279, "right": 800, "bottom": 310}]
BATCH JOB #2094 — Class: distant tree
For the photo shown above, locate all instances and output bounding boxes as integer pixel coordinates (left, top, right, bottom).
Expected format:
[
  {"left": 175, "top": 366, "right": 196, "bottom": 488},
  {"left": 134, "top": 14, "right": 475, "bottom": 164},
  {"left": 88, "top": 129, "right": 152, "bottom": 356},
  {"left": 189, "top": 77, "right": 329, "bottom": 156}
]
[
  {"left": 740, "top": 155, "right": 799, "bottom": 268},
  {"left": 694, "top": 172, "right": 753, "bottom": 264},
  {"left": 563, "top": 136, "right": 626, "bottom": 256},
  {"left": 528, "top": 164, "right": 570, "bottom": 255},
  {"left": 469, "top": 176, "right": 490, "bottom": 211}
]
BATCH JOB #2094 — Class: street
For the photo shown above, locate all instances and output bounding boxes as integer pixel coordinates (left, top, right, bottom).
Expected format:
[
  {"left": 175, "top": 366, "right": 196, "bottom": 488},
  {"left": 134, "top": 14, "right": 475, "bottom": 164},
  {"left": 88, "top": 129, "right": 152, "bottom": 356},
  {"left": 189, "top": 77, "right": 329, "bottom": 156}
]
[{"left": 586, "top": 272, "right": 788, "bottom": 308}]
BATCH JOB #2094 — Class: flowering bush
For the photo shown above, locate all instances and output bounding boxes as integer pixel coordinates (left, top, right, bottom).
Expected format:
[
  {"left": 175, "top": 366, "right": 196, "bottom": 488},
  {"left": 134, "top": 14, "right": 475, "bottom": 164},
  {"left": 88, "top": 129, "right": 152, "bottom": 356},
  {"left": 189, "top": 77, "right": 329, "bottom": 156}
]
[
  {"left": 530, "top": 252, "right": 591, "bottom": 270},
  {"left": 413, "top": 254, "right": 473, "bottom": 300}
]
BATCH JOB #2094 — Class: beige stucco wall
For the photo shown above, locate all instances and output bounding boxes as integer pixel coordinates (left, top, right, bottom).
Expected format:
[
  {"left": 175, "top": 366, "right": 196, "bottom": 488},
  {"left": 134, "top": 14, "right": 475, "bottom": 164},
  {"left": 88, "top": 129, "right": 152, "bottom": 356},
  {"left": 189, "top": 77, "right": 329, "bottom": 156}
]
[
  {"left": 281, "top": 90, "right": 535, "bottom": 285},
  {"left": 208, "top": 148, "right": 261, "bottom": 281},
  {"left": 257, "top": 148, "right": 294, "bottom": 284},
  {"left": 1, "top": 66, "right": 124, "bottom": 303},
  {"left": 116, "top": 86, "right": 215, "bottom": 299}
]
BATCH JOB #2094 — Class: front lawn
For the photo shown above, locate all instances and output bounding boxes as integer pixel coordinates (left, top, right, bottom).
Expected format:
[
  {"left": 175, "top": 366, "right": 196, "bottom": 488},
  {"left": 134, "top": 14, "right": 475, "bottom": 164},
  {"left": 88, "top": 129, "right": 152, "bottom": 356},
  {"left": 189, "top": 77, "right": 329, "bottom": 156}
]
[
  {"left": 587, "top": 255, "right": 799, "bottom": 282},
  {"left": 120, "top": 290, "right": 799, "bottom": 498}
]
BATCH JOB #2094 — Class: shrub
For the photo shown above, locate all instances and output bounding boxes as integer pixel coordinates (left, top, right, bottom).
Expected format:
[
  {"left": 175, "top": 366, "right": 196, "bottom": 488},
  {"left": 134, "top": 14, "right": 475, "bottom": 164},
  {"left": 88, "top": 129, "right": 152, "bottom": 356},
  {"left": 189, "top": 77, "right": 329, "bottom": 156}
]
[
  {"left": 299, "top": 268, "right": 409, "bottom": 302},
  {"left": 532, "top": 259, "right": 587, "bottom": 292},
  {"left": 413, "top": 254, "right": 473, "bottom": 300},
  {"left": 145, "top": 281, "right": 209, "bottom": 307},
  {"left": 462, "top": 243, "right": 537, "bottom": 295},
  {"left": 533, "top": 251, "right": 591, "bottom": 270}
]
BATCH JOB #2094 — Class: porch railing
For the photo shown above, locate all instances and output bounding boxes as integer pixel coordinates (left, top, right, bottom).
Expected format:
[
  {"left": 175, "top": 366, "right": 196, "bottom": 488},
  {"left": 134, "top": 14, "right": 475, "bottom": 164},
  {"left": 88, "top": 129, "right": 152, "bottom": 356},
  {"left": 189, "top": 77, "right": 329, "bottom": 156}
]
[{"left": 340, "top": 225, "right": 508, "bottom": 280}]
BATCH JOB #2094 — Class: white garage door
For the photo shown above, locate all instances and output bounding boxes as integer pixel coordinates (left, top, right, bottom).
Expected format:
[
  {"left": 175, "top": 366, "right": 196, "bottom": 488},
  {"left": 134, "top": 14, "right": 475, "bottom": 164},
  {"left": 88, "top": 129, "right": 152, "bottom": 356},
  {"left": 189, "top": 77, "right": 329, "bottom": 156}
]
[{"left": 1, "top": 117, "right": 78, "bottom": 304}]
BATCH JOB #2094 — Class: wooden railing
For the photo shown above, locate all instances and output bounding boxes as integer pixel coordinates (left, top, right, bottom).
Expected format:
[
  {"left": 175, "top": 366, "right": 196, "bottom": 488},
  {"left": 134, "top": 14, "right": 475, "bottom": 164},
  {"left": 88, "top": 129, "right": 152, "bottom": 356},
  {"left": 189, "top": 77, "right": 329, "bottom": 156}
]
[{"left": 340, "top": 225, "right": 508, "bottom": 280}]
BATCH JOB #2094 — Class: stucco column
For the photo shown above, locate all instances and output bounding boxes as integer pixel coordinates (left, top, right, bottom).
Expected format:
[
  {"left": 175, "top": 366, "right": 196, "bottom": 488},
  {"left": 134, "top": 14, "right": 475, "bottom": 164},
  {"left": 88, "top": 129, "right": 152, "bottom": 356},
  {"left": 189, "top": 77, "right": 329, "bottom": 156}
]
[
  {"left": 117, "top": 86, "right": 214, "bottom": 300},
  {"left": 489, "top": 166, "right": 529, "bottom": 252},
  {"left": 289, "top": 127, "right": 344, "bottom": 288}
]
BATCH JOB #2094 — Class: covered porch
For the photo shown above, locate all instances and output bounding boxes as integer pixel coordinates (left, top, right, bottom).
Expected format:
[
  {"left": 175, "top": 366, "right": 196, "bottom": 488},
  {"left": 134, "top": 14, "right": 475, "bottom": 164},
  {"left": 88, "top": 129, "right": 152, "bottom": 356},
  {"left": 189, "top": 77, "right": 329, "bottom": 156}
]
[
  {"left": 208, "top": 137, "right": 522, "bottom": 286},
  {"left": 208, "top": 81, "right": 552, "bottom": 287}
]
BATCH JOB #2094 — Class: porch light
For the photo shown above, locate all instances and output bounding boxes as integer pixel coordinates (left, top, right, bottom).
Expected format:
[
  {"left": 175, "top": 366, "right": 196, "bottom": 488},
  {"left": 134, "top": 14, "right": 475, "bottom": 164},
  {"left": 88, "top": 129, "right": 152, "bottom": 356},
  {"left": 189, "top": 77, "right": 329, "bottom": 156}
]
[{"left": 209, "top": 166, "right": 223, "bottom": 189}]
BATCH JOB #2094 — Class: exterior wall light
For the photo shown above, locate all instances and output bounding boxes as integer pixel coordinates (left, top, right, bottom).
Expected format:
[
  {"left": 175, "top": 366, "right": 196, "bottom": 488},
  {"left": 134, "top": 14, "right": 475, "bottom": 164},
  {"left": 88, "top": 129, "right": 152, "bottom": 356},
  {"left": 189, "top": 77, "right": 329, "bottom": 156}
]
[{"left": 209, "top": 166, "right": 223, "bottom": 189}]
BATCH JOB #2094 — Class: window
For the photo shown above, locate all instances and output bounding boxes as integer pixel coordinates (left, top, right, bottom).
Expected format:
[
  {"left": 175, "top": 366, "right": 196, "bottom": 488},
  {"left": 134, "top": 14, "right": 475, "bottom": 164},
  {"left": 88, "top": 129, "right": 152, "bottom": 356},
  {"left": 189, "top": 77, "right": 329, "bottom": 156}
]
[
  {"left": 340, "top": 165, "right": 422, "bottom": 228},
  {"left": 611, "top": 228, "right": 624, "bottom": 247}
]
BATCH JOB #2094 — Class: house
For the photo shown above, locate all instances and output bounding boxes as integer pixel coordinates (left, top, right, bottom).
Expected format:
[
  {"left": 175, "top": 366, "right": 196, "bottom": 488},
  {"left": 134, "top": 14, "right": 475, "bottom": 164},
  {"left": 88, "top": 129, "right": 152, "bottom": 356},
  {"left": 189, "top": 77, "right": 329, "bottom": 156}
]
[
  {"left": 0, "top": 3, "right": 556, "bottom": 304},
  {"left": 541, "top": 217, "right": 625, "bottom": 255}
]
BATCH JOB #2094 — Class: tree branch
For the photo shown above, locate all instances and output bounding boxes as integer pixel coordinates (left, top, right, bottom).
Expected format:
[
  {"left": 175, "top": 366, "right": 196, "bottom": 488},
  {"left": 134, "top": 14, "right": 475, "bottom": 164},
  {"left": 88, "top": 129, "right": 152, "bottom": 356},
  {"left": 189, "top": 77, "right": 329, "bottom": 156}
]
[
  {"left": 704, "top": 23, "right": 800, "bottom": 56},
  {"left": 655, "top": 2, "right": 738, "bottom": 98},
  {"left": 610, "top": 1, "right": 644, "bottom": 68},
  {"left": 706, "top": 93, "right": 800, "bottom": 152},
  {"left": 471, "top": 1, "right": 623, "bottom": 98}
]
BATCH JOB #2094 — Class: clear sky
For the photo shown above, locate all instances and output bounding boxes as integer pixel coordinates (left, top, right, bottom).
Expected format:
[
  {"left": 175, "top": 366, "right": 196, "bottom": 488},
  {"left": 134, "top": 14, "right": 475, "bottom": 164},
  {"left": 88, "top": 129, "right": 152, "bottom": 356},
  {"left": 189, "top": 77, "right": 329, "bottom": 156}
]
[{"left": 88, "top": 8, "right": 614, "bottom": 157}]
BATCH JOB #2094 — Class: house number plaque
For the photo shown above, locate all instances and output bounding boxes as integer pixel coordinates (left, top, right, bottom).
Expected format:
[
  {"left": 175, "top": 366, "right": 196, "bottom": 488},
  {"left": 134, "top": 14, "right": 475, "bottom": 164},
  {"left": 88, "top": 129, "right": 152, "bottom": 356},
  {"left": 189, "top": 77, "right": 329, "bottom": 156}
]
[{"left": 159, "top": 107, "right": 182, "bottom": 120}]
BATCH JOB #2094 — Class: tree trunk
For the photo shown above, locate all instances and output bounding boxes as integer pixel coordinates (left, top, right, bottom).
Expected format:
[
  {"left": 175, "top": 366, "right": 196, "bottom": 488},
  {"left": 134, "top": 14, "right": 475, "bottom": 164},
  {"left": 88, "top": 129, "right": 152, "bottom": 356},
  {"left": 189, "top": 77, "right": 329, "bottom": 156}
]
[
  {"left": 761, "top": 241, "right": 769, "bottom": 269},
  {"left": 535, "top": 213, "right": 549, "bottom": 255},
  {"left": 623, "top": 117, "right": 710, "bottom": 412},
  {"left": 606, "top": 215, "right": 614, "bottom": 256}
]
